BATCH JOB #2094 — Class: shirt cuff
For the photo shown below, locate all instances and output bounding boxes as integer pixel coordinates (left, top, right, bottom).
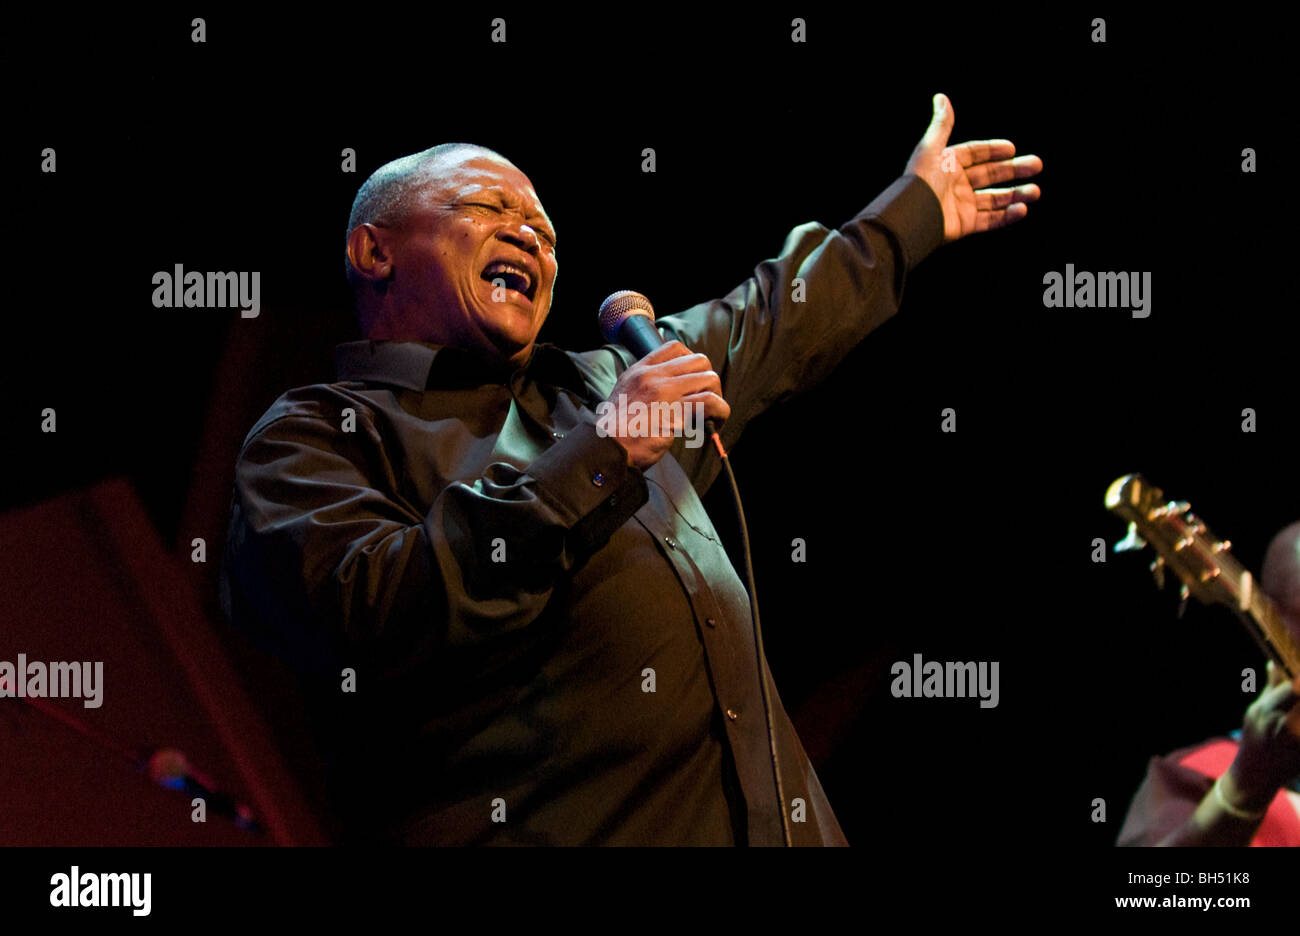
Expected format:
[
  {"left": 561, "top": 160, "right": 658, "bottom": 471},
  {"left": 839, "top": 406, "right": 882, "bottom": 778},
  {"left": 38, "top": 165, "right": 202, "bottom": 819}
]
[
  {"left": 528, "top": 410, "right": 649, "bottom": 554},
  {"left": 850, "top": 174, "right": 945, "bottom": 273}
]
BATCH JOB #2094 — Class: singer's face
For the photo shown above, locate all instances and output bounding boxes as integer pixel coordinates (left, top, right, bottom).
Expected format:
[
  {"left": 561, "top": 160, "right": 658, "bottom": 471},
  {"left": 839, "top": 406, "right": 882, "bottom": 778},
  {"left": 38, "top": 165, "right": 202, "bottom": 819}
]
[{"left": 389, "top": 153, "right": 558, "bottom": 367}]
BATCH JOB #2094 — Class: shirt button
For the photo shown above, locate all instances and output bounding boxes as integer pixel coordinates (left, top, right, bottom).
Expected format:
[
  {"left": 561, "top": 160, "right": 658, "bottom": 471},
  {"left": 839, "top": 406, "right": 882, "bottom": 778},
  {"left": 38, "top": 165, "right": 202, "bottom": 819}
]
[
  {"left": 664, "top": 537, "right": 677, "bottom": 549},
  {"left": 706, "top": 617, "right": 717, "bottom": 628},
  {"left": 725, "top": 708, "right": 740, "bottom": 721},
  {"left": 591, "top": 471, "right": 605, "bottom": 487}
]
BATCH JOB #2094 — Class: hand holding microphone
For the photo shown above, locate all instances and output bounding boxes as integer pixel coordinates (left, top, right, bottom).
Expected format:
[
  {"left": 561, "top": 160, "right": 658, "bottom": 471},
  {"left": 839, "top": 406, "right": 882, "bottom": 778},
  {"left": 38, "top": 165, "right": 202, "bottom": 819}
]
[{"left": 598, "top": 291, "right": 730, "bottom": 470}]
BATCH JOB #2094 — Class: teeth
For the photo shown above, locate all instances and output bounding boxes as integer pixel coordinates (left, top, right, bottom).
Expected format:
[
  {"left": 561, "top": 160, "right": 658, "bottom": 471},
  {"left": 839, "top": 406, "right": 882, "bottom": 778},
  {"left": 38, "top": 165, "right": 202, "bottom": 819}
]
[{"left": 483, "top": 261, "right": 532, "bottom": 293}]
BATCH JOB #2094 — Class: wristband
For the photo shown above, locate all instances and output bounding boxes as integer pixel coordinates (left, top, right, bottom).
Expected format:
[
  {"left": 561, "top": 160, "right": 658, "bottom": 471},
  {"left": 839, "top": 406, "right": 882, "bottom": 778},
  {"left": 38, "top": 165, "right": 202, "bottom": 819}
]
[{"left": 1213, "top": 776, "right": 1269, "bottom": 820}]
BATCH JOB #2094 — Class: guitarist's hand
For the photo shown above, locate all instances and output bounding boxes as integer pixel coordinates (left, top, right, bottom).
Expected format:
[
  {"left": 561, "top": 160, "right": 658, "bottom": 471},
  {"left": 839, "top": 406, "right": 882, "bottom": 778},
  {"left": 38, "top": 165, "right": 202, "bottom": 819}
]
[{"left": 1222, "top": 662, "right": 1300, "bottom": 811}]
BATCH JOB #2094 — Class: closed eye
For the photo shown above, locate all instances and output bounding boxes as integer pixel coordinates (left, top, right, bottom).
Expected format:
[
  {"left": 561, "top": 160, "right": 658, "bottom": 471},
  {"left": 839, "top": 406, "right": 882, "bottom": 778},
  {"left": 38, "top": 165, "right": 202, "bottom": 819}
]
[{"left": 464, "top": 201, "right": 556, "bottom": 248}]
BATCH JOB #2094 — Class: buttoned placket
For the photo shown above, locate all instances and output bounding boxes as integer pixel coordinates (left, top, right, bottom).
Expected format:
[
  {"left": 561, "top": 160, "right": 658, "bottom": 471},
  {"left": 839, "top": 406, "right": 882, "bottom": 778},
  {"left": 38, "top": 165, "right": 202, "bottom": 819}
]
[
  {"left": 508, "top": 367, "right": 577, "bottom": 447},
  {"left": 497, "top": 354, "right": 786, "bottom": 843},
  {"left": 626, "top": 474, "right": 792, "bottom": 842}
]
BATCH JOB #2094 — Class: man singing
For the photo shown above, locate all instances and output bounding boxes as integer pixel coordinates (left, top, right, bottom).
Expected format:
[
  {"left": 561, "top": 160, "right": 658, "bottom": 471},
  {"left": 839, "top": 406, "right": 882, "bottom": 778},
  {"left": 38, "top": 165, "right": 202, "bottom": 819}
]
[{"left": 220, "top": 94, "right": 1043, "bottom": 845}]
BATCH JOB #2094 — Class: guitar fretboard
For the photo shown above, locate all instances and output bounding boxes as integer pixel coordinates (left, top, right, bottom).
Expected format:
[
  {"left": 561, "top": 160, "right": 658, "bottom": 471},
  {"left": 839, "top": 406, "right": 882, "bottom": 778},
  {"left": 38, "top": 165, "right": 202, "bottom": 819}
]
[{"left": 1244, "top": 584, "right": 1300, "bottom": 679}]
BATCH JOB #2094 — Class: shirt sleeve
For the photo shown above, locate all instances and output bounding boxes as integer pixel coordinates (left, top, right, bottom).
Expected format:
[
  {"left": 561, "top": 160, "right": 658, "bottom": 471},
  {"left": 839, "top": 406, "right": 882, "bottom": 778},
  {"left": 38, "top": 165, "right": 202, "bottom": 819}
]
[
  {"left": 1116, "top": 747, "right": 1215, "bottom": 846},
  {"left": 219, "top": 398, "right": 648, "bottom": 682},
  {"left": 589, "top": 174, "right": 945, "bottom": 494}
]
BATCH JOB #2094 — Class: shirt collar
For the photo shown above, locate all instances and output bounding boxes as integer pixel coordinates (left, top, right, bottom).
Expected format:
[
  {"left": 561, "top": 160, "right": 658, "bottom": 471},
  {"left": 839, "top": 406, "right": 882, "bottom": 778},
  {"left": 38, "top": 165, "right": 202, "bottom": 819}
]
[{"left": 333, "top": 339, "right": 592, "bottom": 399}]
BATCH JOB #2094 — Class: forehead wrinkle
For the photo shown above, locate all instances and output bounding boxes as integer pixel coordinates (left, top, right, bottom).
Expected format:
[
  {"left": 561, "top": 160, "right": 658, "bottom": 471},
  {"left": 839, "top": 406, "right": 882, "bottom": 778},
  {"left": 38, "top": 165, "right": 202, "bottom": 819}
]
[
  {"left": 470, "top": 177, "right": 542, "bottom": 209},
  {"left": 414, "top": 158, "right": 555, "bottom": 243}
]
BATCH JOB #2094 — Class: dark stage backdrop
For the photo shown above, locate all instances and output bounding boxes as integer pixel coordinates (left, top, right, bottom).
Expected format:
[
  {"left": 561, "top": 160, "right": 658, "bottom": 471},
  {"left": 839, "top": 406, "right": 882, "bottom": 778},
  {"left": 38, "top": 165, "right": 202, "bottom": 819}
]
[{"left": 3, "top": 1, "right": 1296, "bottom": 885}]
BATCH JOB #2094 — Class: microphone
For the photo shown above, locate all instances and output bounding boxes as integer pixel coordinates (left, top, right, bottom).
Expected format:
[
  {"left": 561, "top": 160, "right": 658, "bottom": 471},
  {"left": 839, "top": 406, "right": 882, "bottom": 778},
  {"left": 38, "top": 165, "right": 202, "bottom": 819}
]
[
  {"left": 597, "top": 289, "right": 663, "bottom": 359},
  {"left": 597, "top": 290, "right": 726, "bottom": 458}
]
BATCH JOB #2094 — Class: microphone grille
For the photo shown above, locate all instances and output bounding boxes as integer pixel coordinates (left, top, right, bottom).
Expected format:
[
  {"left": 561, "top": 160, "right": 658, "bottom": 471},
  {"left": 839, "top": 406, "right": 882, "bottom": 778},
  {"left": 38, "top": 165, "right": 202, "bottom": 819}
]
[{"left": 598, "top": 290, "right": 655, "bottom": 342}]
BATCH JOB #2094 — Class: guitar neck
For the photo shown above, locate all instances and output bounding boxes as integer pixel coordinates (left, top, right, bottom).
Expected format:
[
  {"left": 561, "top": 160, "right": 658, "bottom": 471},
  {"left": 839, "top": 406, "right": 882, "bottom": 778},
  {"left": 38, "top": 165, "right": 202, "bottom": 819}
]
[
  {"left": 1105, "top": 474, "right": 1299, "bottom": 679},
  {"left": 1241, "top": 583, "right": 1300, "bottom": 679},
  {"left": 1209, "top": 543, "right": 1300, "bottom": 678}
]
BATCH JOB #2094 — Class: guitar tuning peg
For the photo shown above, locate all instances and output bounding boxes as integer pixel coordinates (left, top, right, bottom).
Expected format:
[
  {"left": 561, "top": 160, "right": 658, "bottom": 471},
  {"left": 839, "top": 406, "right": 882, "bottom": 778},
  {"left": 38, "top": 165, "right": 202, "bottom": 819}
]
[
  {"left": 1177, "top": 583, "right": 1190, "bottom": 619},
  {"left": 1149, "top": 556, "right": 1166, "bottom": 590},
  {"left": 1115, "top": 522, "right": 1147, "bottom": 553},
  {"left": 1213, "top": 540, "right": 1232, "bottom": 553}
]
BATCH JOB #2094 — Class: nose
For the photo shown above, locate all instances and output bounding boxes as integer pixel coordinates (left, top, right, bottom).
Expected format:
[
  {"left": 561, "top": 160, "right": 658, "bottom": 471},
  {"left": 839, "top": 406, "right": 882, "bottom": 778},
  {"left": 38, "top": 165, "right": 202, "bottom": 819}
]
[{"left": 496, "top": 220, "right": 540, "bottom": 254}]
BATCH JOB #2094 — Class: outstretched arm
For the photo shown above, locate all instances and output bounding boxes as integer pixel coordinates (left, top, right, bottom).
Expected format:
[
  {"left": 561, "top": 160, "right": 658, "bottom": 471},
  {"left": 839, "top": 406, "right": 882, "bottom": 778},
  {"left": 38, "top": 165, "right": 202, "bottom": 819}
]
[{"left": 577, "top": 94, "right": 1043, "bottom": 494}]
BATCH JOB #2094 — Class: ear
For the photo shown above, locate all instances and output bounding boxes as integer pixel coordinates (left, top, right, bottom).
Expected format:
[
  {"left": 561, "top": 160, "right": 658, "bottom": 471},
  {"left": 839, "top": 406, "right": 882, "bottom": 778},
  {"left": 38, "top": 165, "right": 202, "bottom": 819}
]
[{"left": 347, "top": 223, "right": 394, "bottom": 283}]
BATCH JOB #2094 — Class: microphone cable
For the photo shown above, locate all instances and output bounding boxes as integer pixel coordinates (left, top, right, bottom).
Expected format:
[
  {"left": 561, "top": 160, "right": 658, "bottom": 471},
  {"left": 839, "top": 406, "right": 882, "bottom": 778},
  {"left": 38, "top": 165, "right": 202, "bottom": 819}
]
[{"left": 704, "top": 418, "right": 792, "bottom": 847}]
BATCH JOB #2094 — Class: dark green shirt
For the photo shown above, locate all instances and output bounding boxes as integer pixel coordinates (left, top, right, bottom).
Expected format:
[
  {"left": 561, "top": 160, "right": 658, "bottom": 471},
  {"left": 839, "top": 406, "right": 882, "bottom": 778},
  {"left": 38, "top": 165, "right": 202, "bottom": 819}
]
[{"left": 220, "top": 174, "right": 944, "bottom": 845}]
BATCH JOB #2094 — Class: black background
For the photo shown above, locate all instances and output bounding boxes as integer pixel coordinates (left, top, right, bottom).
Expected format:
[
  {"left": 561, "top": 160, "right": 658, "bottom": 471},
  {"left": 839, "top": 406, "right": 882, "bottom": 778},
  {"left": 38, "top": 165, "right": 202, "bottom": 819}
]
[{"left": 4, "top": 1, "right": 1297, "bottom": 881}]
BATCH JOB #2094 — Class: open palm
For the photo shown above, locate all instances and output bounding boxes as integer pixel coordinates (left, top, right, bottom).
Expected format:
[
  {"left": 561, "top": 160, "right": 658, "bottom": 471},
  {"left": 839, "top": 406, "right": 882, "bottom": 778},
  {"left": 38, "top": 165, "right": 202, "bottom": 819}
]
[{"left": 906, "top": 93, "right": 1043, "bottom": 242}]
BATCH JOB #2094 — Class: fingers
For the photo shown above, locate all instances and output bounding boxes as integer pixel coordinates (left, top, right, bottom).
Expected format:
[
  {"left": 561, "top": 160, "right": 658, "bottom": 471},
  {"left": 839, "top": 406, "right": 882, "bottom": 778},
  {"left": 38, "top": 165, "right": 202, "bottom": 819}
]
[
  {"left": 1267, "top": 660, "right": 1287, "bottom": 688},
  {"left": 654, "top": 350, "right": 717, "bottom": 376},
  {"left": 972, "top": 181, "right": 1042, "bottom": 231},
  {"left": 966, "top": 154, "right": 1044, "bottom": 190},
  {"left": 619, "top": 391, "right": 729, "bottom": 439},
  {"left": 662, "top": 366, "right": 723, "bottom": 401},
  {"left": 643, "top": 393, "right": 729, "bottom": 434},
  {"left": 974, "top": 202, "right": 1030, "bottom": 233},
  {"left": 681, "top": 390, "right": 731, "bottom": 424},
  {"left": 952, "top": 139, "right": 1042, "bottom": 173},
  {"left": 974, "top": 184, "right": 1042, "bottom": 211},
  {"left": 636, "top": 349, "right": 724, "bottom": 395},
  {"left": 954, "top": 139, "right": 1017, "bottom": 166},
  {"left": 638, "top": 339, "right": 692, "bottom": 365},
  {"left": 1251, "top": 675, "right": 1299, "bottom": 719},
  {"left": 613, "top": 340, "right": 729, "bottom": 431},
  {"left": 622, "top": 343, "right": 722, "bottom": 395}
]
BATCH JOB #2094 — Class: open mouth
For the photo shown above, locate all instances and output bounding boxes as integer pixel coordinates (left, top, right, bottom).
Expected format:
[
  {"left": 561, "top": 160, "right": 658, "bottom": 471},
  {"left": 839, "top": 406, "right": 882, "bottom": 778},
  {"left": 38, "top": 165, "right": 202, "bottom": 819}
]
[{"left": 481, "top": 260, "right": 537, "bottom": 302}]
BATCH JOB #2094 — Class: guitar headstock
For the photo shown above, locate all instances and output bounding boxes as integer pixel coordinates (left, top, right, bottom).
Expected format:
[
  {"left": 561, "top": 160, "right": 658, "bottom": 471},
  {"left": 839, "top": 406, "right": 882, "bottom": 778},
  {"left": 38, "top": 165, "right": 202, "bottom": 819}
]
[{"left": 1104, "top": 473, "right": 1255, "bottom": 614}]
